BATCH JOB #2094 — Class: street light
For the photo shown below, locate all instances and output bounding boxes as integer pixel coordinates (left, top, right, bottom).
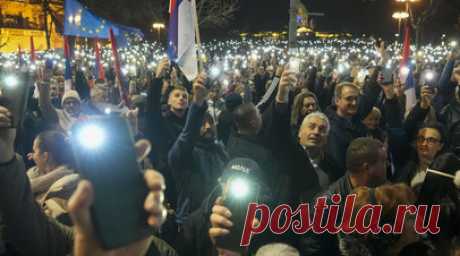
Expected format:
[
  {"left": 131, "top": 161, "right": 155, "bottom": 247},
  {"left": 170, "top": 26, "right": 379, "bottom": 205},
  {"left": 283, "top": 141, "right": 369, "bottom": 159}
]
[
  {"left": 152, "top": 23, "right": 165, "bottom": 41},
  {"left": 392, "top": 11, "right": 409, "bottom": 34}
]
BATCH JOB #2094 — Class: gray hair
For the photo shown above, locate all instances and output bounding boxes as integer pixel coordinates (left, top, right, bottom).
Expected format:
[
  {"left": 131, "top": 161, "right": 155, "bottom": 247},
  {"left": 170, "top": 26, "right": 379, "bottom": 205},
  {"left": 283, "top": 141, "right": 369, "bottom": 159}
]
[{"left": 300, "top": 111, "right": 331, "bottom": 135}]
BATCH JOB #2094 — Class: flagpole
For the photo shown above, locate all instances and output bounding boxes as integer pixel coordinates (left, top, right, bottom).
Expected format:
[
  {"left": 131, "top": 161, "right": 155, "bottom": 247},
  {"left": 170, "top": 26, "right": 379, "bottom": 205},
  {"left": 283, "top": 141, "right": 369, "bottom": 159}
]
[
  {"left": 109, "top": 28, "right": 130, "bottom": 107},
  {"left": 191, "top": 0, "right": 203, "bottom": 73},
  {"left": 288, "top": 0, "right": 297, "bottom": 50}
]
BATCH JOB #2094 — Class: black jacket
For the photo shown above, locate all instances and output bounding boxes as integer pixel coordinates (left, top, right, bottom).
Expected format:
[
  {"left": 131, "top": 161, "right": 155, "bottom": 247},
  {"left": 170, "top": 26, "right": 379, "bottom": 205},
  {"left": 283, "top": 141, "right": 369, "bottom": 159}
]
[
  {"left": 299, "top": 174, "right": 355, "bottom": 256},
  {"left": 145, "top": 78, "right": 187, "bottom": 209},
  {"left": 226, "top": 102, "right": 321, "bottom": 205},
  {"left": 146, "top": 78, "right": 187, "bottom": 169},
  {"left": 168, "top": 102, "right": 229, "bottom": 223},
  {"left": 439, "top": 97, "right": 460, "bottom": 132},
  {"left": 325, "top": 78, "right": 382, "bottom": 174},
  {"left": 254, "top": 74, "right": 268, "bottom": 103},
  {"left": 325, "top": 106, "right": 369, "bottom": 175}
]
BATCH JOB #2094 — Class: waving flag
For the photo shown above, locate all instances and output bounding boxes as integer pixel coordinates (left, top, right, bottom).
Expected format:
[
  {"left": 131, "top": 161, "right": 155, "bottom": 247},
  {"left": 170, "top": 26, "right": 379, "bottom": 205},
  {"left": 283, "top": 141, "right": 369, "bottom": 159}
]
[
  {"left": 64, "top": 0, "right": 143, "bottom": 47},
  {"left": 399, "top": 24, "right": 416, "bottom": 114},
  {"left": 404, "top": 63, "right": 417, "bottom": 114},
  {"left": 168, "top": 0, "right": 198, "bottom": 81},
  {"left": 64, "top": 36, "right": 73, "bottom": 92},
  {"left": 94, "top": 38, "right": 105, "bottom": 80},
  {"left": 400, "top": 24, "right": 411, "bottom": 69}
]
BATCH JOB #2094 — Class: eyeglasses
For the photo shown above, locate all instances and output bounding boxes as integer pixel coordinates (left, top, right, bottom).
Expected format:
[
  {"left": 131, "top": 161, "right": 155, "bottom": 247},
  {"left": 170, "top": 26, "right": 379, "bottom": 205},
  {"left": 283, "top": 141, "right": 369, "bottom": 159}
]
[{"left": 416, "top": 136, "right": 440, "bottom": 145}]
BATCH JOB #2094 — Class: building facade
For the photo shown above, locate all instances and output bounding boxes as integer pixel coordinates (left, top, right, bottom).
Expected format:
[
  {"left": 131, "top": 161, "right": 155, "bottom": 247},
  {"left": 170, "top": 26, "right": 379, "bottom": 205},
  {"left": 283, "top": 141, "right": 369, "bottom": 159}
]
[{"left": 0, "top": 0, "right": 63, "bottom": 52}]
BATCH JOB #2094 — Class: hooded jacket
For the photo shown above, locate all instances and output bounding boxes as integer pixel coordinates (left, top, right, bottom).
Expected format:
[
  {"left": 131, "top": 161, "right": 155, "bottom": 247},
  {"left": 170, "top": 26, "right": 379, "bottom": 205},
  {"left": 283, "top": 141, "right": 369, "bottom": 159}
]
[{"left": 168, "top": 102, "right": 229, "bottom": 224}]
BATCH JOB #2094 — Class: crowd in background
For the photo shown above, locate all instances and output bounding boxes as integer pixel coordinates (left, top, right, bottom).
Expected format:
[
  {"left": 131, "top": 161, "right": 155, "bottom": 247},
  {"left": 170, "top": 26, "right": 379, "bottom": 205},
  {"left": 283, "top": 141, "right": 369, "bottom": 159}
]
[{"left": 0, "top": 36, "right": 460, "bottom": 256}]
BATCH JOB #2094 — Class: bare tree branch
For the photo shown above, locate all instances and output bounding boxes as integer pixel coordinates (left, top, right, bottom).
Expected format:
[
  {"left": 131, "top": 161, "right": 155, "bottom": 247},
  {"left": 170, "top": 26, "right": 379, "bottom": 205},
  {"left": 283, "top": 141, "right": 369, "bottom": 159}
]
[{"left": 196, "top": 0, "right": 239, "bottom": 28}]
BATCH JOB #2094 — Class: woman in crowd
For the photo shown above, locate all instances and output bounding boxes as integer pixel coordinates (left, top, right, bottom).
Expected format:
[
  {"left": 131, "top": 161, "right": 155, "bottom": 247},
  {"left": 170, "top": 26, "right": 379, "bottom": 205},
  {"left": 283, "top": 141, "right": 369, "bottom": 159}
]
[
  {"left": 290, "top": 91, "right": 319, "bottom": 141},
  {"left": 27, "top": 130, "right": 78, "bottom": 224}
]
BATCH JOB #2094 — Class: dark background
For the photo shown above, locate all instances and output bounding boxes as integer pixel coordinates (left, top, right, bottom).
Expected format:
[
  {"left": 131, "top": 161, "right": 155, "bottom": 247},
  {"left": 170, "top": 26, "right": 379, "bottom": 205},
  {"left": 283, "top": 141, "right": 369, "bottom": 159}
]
[
  {"left": 84, "top": 0, "right": 460, "bottom": 42},
  {"left": 234, "top": 0, "right": 459, "bottom": 40}
]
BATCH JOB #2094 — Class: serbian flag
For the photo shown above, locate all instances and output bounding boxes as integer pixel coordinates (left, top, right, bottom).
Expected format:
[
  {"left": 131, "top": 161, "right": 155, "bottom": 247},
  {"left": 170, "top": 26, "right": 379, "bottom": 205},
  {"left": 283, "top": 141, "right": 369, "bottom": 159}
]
[
  {"left": 64, "top": 36, "right": 73, "bottom": 91},
  {"left": 94, "top": 38, "right": 105, "bottom": 80},
  {"left": 167, "top": 0, "right": 198, "bottom": 81},
  {"left": 30, "top": 36, "right": 37, "bottom": 63},
  {"left": 399, "top": 24, "right": 416, "bottom": 114},
  {"left": 399, "top": 24, "right": 411, "bottom": 70}
]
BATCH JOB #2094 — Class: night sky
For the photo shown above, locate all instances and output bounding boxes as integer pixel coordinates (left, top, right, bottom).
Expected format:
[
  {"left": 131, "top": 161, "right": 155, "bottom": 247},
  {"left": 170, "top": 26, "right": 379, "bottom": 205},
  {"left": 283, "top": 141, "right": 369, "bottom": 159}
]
[
  {"left": 233, "top": 0, "right": 459, "bottom": 40},
  {"left": 86, "top": 0, "right": 459, "bottom": 41}
]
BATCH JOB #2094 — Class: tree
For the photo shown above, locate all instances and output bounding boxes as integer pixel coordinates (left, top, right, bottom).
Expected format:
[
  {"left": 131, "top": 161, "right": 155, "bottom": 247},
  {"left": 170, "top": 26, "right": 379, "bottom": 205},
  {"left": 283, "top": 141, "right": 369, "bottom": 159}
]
[
  {"left": 196, "top": 0, "right": 239, "bottom": 28},
  {"left": 409, "top": 0, "right": 442, "bottom": 49},
  {"left": 82, "top": 0, "right": 239, "bottom": 32}
]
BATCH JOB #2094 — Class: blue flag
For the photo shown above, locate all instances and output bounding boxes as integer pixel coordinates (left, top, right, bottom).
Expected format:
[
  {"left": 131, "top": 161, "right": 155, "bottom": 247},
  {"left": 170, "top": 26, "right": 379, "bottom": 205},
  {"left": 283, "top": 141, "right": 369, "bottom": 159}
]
[{"left": 64, "top": 0, "right": 143, "bottom": 47}]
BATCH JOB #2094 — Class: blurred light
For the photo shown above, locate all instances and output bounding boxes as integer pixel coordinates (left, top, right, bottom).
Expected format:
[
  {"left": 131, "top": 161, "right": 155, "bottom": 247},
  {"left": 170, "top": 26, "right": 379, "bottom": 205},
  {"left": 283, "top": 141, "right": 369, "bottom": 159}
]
[
  {"left": 401, "top": 66, "right": 410, "bottom": 76},
  {"left": 450, "top": 41, "right": 458, "bottom": 48},
  {"left": 4, "top": 75, "right": 19, "bottom": 88},
  {"left": 152, "top": 23, "right": 165, "bottom": 29},
  {"left": 104, "top": 108, "right": 112, "bottom": 115},
  {"left": 392, "top": 12, "right": 409, "bottom": 20},
  {"left": 210, "top": 66, "right": 221, "bottom": 78},
  {"left": 425, "top": 71, "right": 434, "bottom": 81},
  {"left": 77, "top": 125, "right": 105, "bottom": 149},
  {"left": 229, "top": 178, "right": 250, "bottom": 199}
]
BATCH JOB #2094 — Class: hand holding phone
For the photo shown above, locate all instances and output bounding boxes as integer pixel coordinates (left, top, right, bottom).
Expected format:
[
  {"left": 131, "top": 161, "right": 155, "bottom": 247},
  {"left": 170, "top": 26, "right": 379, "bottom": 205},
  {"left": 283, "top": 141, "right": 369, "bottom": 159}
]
[
  {"left": 380, "top": 68, "right": 393, "bottom": 85},
  {"left": 70, "top": 116, "right": 154, "bottom": 249},
  {"left": 68, "top": 169, "right": 167, "bottom": 255},
  {"left": 0, "top": 72, "right": 31, "bottom": 128},
  {"left": 155, "top": 58, "right": 170, "bottom": 79},
  {"left": 214, "top": 177, "right": 260, "bottom": 253},
  {"left": 288, "top": 58, "right": 300, "bottom": 74}
]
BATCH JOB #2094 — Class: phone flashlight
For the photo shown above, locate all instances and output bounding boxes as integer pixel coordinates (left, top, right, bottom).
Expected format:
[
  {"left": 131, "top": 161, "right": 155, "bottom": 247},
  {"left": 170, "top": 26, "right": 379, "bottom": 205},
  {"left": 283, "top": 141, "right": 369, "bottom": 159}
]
[
  {"left": 228, "top": 178, "right": 250, "bottom": 199},
  {"left": 400, "top": 66, "right": 410, "bottom": 76},
  {"left": 289, "top": 58, "right": 300, "bottom": 73},
  {"left": 210, "top": 66, "right": 221, "bottom": 79},
  {"left": 425, "top": 71, "right": 434, "bottom": 81},
  {"left": 70, "top": 116, "right": 151, "bottom": 249},
  {"left": 75, "top": 124, "right": 106, "bottom": 150},
  {"left": 4, "top": 75, "right": 19, "bottom": 88}
]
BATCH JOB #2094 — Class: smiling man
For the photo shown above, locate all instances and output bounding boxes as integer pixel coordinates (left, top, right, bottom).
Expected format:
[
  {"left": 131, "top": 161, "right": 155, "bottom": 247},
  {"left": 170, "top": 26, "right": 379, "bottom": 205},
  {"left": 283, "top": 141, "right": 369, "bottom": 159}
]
[
  {"left": 298, "top": 112, "right": 341, "bottom": 186},
  {"left": 325, "top": 79, "right": 382, "bottom": 178}
]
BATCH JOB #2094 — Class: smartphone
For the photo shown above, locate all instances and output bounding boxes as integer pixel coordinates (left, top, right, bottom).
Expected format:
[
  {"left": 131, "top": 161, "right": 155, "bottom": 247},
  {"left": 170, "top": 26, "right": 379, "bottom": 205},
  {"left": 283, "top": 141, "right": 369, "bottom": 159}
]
[
  {"left": 424, "top": 70, "right": 435, "bottom": 87},
  {"left": 215, "top": 176, "right": 260, "bottom": 253},
  {"left": 381, "top": 68, "right": 393, "bottom": 85},
  {"left": 0, "top": 72, "right": 31, "bottom": 128},
  {"left": 288, "top": 58, "right": 300, "bottom": 73},
  {"left": 69, "top": 116, "right": 153, "bottom": 249}
]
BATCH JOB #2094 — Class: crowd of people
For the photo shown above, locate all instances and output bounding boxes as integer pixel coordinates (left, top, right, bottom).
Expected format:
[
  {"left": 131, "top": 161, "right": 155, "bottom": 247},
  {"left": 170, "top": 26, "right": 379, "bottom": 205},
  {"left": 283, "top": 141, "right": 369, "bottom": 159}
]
[{"left": 0, "top": 36, "right": 460, "bottom": 256}]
